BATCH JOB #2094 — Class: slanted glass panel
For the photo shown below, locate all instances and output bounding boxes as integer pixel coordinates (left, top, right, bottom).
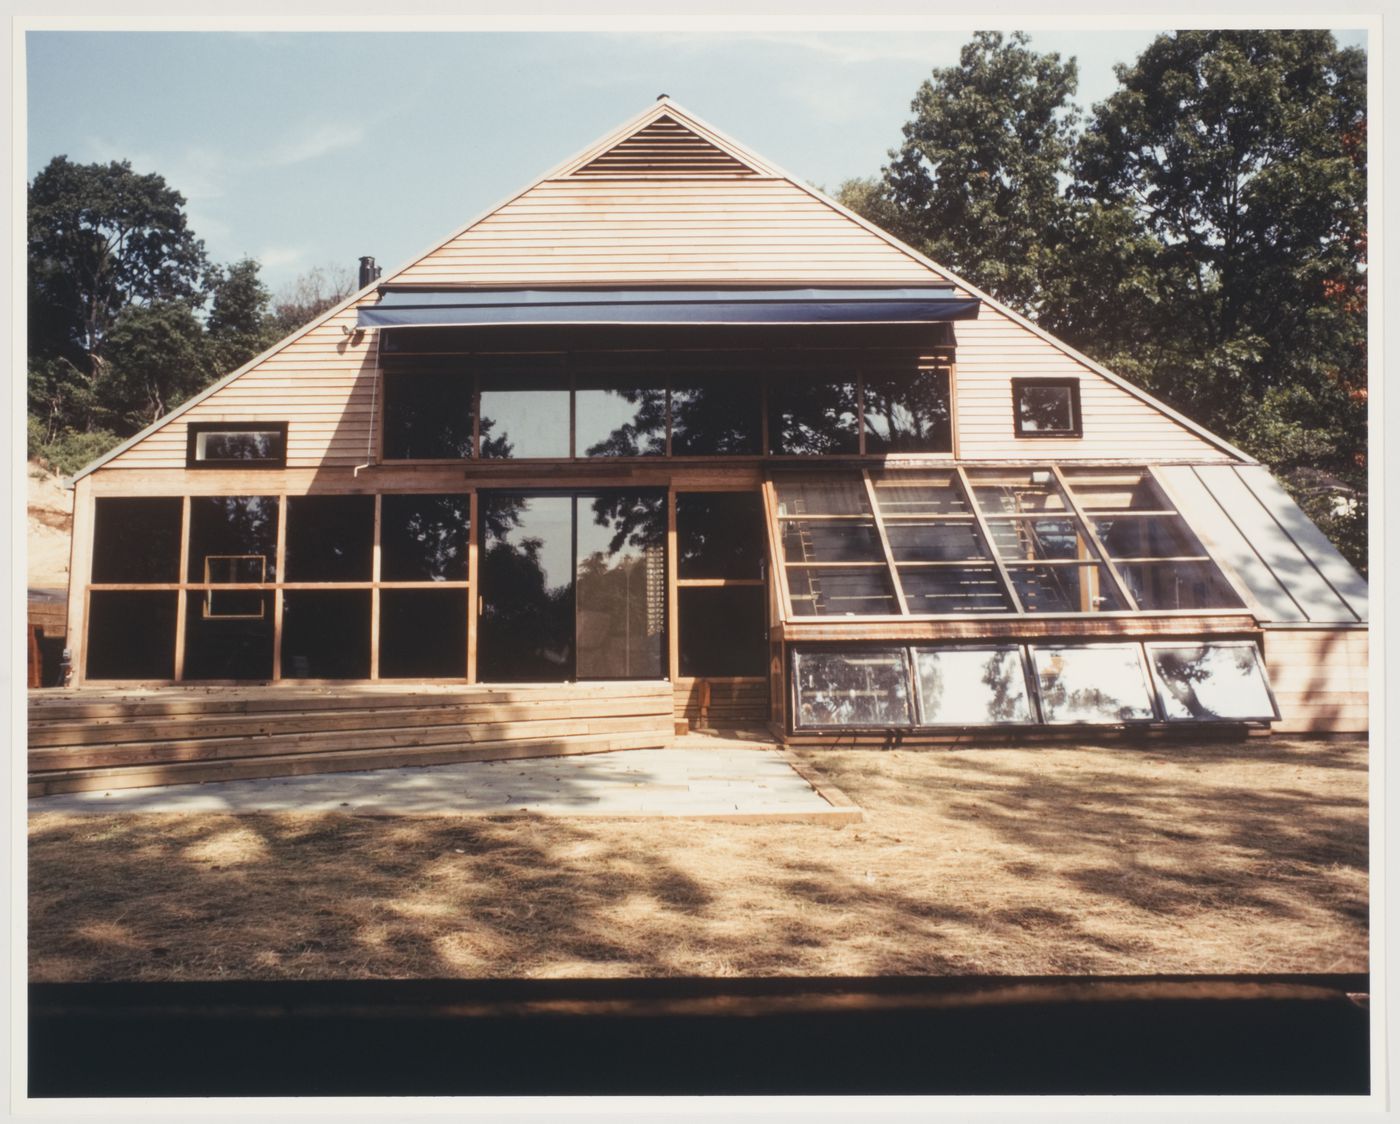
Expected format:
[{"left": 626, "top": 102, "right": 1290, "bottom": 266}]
[
  {"left": 281, "top": 590, "right": 371, "bottom": 679},
  {"left": 870, "top": 471, "right": 967, "bottom": 516},
  {"left": 183, "top": 591, "right": 274, "bottom": 680},
  {"left": 670, "top": 375, "right": 763, "bottom": 455},
  {"left": 479, "top": 362, "right": 570, "bottom": 459},
  {"left": 91, "top": 498, "right": 182, "bottom": 583},
  {"left": 382, "top": 371, "right": 474, "bottom": 460},
  {"left": 912, "top": 648, "right": 1035, "bottom": 725},
  {"left": 575, "top": 492, "right": 667, "bottom": 679},
  {"left": 967, "top": 470, "right": 1071, "bottom": 515},
  {"left": 676, "top": 493, "right": 765, "bottom": 579},
  {"left": 679, "top": 587, "right": 767, "bottom": 677},
  {"left": 984, "top": 517, "right": 1095, "bottom": 562},
  {"left": 575, "top": 377, "right": 667, "bottom": 457},
  {"left": 1032, "top": 645, "right": 1156, "bottom": 723},
  {"left": 787, "top": 566, "right": 898, "bottom": 616},
  {"left": 792, "top": 649, "right": 913, "bottom": 728},
  {"left": 899, "top": 567, "right": 1012, "bottom": 614},
  {"left": 1147, "top": 643, "right": 1278, "bottom": 721},
  {"left": 1062, "top": 470, "right": 1170, "bottom": 512},
  {"left": 774, "top": 477, "right": 870, "bottom": 517},
  {"left": 781, "top": 519, "right": 883, "bottom": 563},
  {"left": 187, "top": 496, "right": 279, "bottom": 582},
  {"left": 284, "top": 495, "right": 374, "bottom": 582},
  {"left": 767, "top": 375, "right": 860, "bottom": 455},
  {"left": 1006, "top": 563, "right": 1127, "bottom": 613},
  {"left": 862, "top": 368, "right": 952, "bottom": 453},
  {"left": 1117, "top": 561, "right": 1245, "bottom": 611},
  {"left": 380, "top": 494, "right": 470, "bottom": 582},
  {"left": 86, "top": 591, "right": 176, "bottom": 679},
  {"left": 380, "top": 588, "right": 466, "bottom": 678},
  {"left": 885, "top": 520, "right": 988, "bottom": 562},
  {"left": 1091, "top": 514, "right": 1208, "bottom": 559}
]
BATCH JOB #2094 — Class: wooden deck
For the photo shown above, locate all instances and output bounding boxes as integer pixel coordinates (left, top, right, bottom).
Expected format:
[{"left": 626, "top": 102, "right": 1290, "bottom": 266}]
[{"left": 28, "top": 681, "right": 674, "bottom": 796}]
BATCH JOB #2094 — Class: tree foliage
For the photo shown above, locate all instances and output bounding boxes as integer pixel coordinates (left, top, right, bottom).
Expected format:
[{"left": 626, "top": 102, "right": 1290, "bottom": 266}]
[{"left": 840, "top": 29, "right": 1367, "bottom": 572}]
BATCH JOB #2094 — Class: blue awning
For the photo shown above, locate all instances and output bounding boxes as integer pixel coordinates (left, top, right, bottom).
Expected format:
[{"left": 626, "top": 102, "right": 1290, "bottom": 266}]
[{"left": 357, "top": 287, "right": 980, "bottom": 329}]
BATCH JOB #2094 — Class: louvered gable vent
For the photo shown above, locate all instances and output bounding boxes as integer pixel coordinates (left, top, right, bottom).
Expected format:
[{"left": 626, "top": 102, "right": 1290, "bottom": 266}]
[{"left": 570, "top": 115, "right": 757, "bottom": 178}]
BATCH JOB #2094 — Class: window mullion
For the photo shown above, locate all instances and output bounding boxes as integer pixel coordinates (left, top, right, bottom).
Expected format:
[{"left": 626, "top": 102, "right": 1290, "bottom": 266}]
[
  {"left": 956, "top": 465, "right": 1025, "bottom": 613},
  {"left": 1052, "top": 465, "right": 1139, "bottom": 610}
]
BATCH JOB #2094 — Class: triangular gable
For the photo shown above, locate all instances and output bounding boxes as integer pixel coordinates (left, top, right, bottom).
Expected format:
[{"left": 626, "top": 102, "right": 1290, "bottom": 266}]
[{"left": 77, "top": 99, "right": 1249, "bottom": 479}]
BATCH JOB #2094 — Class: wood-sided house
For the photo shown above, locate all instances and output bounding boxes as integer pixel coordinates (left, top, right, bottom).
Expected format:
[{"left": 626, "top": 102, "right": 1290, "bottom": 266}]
[{"left": 42, "top": 99, "right": 1368, "bottom": 791}]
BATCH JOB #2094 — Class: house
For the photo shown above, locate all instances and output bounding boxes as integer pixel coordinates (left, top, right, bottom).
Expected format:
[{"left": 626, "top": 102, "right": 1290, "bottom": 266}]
[{"left": 42, "top": 98, "right": 1368, "bottom": 791}]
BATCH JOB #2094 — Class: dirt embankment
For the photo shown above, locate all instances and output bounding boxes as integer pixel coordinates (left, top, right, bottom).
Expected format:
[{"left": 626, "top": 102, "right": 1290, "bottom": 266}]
[{"left": 28, "top": 463, "right": 72, "bottom": 593}]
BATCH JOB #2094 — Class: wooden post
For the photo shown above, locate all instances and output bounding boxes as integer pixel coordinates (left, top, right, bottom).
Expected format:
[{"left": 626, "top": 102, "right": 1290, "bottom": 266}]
[
  {"left": 466, "top": 489, "right": 479, "bottom": 683},
  {"left": 63, "top": 477, "right": 95, "bottom": 687},
  {"left": 173, "top": 495, "right": 191, "bottom": 681},
  {"left": 370, "top": 493, "right": 382, "bottom": 680},
  {"left": 666, "top": 485, "right": 679, "bottom": 682},
  {"left": 271, "top": 493, "right": 288, "bottom": 680}
]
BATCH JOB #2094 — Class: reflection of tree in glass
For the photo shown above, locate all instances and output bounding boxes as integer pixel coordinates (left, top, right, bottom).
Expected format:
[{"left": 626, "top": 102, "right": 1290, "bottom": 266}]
[
  {"left": 581, "top": 386, "right": 667, "bottom": 457},
  {"left": 864, "top": 370, "right": 952, "bottom": 453},
  {"left": 670, "top": 378, "right": 763, "bottom": 455},
  {"left": 585, "top": 492, "right": 666, "bottom": 557},
  {"left": 1018, "top": 386, "right": 1073, "bottom": 432},
  {"left": 480, "top": 533, "right": 573, "bottom": 673},
  {"left": 194, "top": 495, "right": 278, "bottom": 578},
  {"left": 981, "top": 651, "right": 1020, "bottom": 721},
  {"left": 770, "top": 378, "right": 860, "bottom": 455},
  {"left": 383, "top": 494, "right": 470, "bottom": 581},
  {"left": 1153, "top": 647, "right": 1254, "bottom": 719}
]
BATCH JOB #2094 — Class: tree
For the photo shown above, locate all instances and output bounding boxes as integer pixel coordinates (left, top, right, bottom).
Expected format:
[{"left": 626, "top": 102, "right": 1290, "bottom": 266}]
[
  {"left": 28, "top": 156, "right": 208, "bottom": 378},
  {"left": 843, "top": 31, "right": 1080, "bottom": 315},
  {"left": 268, "top": 264, "right": 357, "bottom": 337},
  {"left": 101, "top": 300, "right": 212, "bottom": 430},
  {"left": 206, "top": 258, "right": 278, "bottom": 373}
]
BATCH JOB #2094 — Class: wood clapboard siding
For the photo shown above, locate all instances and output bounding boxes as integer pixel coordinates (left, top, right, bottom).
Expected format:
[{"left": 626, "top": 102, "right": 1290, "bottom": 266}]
[
  {"left": 28, "top": 681, "right": 674, "bottom": 794},
  {"left": 1262, "top": 627, "right": 1369, "bottom": 733},
  {"left": 951, "top": 304, "right": 1230, "bottom": 462},
  {"left": 95, "top": 105, "right": 1233, "bottom": 474}
]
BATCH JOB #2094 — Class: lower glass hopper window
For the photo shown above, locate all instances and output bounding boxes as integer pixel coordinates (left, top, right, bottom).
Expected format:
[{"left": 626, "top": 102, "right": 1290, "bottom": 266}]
[
  {"left": 1146, "top": 642, "right": 1279, "bottom": 721},
  {"left": 793, "top": 649, "right": 913, "bottom": 728},
  {"left": 912, "top": 647, "right": 1035, "bottom": 726},
  {"left": 1031, "top": 644, "right": 1157, "bottom": 724}
]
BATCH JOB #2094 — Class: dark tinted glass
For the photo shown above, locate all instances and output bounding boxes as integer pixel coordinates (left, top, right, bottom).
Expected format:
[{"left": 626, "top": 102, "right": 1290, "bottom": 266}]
[
  {"left": 478, "top": 494, "right": 575, "bottom": 680},
  {"left": 792, "top": 649, "right": 912, "bottom": 727},
  {"left": 899, "top": 566, "right": 1012, "bottom": 614},
  {"left": 885, "top": 520, "right": 987, "bottom": 562},
  {"left": 86, "top": 591, "right": 176, "bottom": 679},
  {"left": 767, "top": 377, "right": 860, "bottom": 455},
  {"left": 281, "top": 590, "right": 371, "bottom": 679},
  {"left": 382, "top": 371, "right": 474, "bottom": 459},
  {"left": 479, "top": 370, "right": 570, "bottom": 459},
  {"left": 1017, "top": 383, "right": 1077, "bottom": 433},
  {"left": 187, "top": 496, "right": 279, "bottom": 582},
  {"left": 679, "top": 587, "right": 767, "bottom": 677},
  {"left": 670, "top": 376, "right": 762, "bottom": 455},
  {"left": 576, "top": 379, "right": 667, "bottom": 457},
  {"left": 863, "top": 369, "right": 952, "bottom": 452},
  {"left": 191, "top": 428, "right": 285, "bottom": 464},
  {"left": 786, "top": 566, "right": 898, "bottom": 616},
  {"left": 183, "top": 591, "right": 274, "bottom": 680},
  {"left": 781, "top": 519, "right": 883, "bottom": 563},
  {"left": 576, "top": 492, "right": 667, "bottom": 678},
  {"left": 92, "top": 498, "right": 181, "bottom": 583},
  {"left": 285, "top": 495, "right": 374, "bottom": 581},
  {"left": 380, "top": 589, "right": 466, "bottom": 678},
  {"left": 380, "top": 494, "right": 470, "bottom": 582},
  {"left": 676, "top": 492, "right": 765, "bottom": 579}
]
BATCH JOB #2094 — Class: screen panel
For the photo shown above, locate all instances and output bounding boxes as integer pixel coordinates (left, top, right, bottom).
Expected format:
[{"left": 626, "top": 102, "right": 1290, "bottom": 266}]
[
  {"left": 380, "top": 494, "right": 471, "bottom": 582},
  {"left": 91, "top": 498, "right": 182, "bottom": 584}
]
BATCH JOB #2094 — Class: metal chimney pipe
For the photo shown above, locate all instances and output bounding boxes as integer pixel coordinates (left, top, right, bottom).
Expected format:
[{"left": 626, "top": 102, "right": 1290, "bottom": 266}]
[{"left": 358, "top": 255, "right": 381, "bottom": 289}]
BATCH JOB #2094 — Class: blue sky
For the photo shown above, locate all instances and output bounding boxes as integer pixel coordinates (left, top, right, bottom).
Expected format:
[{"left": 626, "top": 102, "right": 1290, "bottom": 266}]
[{"left": 26, "top": 29, "right": 1369, "bottom": 296}]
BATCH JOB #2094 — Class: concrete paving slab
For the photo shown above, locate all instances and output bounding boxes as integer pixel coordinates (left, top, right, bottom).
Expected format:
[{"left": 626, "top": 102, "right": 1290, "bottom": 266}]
[{"left": 27, "top": 746, "right": 861, "bottom": 823}]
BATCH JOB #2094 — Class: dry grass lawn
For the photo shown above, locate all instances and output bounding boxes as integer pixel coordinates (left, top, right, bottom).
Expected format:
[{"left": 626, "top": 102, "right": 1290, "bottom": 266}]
[{"left": 28, "top": 735, "right": 1367, "bottom": 981}]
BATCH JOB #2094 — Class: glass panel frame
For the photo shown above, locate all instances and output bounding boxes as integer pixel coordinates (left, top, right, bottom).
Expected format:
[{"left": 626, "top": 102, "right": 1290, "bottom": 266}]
[
  {"left": 911, "top": 646, "right": 1038, "bottom": 727},
  {"left": 791, "top": 648, "right": 914, "bottom": 729},
  {"left": 1011, "top": 378, "right": 1082, "bottom": 438},
  {"left": 187, "top": 422, "right": 287, "bottom": 468},
  {"left": 1144, "top": 641, "right": 1280, "bottom": 722},
  {"left": 1029, "top": 643, "right": 1158, "bottom": 724}
]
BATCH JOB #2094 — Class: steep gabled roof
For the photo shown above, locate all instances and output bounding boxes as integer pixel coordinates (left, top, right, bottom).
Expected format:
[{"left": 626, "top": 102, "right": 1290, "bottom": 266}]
[{"left": 73, "top": 98, "right": 1250, "bottom": 480}]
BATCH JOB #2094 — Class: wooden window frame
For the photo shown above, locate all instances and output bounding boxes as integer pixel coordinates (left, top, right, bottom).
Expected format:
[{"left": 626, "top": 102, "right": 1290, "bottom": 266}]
[
  {"left": 1011, "top": 378, "right": 1082, "bottom": 439},
  {"left": 186, "top": 422, "right": 288, "bottom": 469}
]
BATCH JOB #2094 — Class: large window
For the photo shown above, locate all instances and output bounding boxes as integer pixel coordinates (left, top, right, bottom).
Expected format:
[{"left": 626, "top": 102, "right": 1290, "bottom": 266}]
[
  {"left": 769, "top": 467, "right": 1245, "bottom": 619},
  {"left": 381, "top": 351, "right": 952, "bottom": 460},
  {"left": 790, "top": 640, "right": 1276, "bottom": 730}
]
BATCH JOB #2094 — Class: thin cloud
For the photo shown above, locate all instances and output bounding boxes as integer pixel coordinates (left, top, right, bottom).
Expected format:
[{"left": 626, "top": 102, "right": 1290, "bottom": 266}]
[{"left": 261, "top": 122, "right": 366, "bottom": 168}]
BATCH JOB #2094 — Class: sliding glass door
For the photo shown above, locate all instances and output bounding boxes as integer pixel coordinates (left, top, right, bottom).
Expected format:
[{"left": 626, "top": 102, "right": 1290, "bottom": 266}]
[{"left": 478, "top": 490, "right": 666, "bottom": 681}]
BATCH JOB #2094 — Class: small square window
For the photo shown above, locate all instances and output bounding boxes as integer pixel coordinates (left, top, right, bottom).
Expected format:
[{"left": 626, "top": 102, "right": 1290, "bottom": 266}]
[
  {"left": 1012, "top": 379, "right": 1081, "bottom": 438},
  {"left": 187, "top": 423, "right": 287, "bottom": 467}
]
